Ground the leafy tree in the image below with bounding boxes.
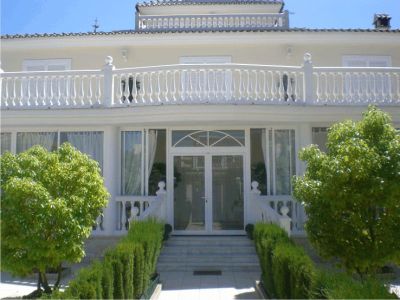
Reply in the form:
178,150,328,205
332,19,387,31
1,143,109,295
293,106,400,277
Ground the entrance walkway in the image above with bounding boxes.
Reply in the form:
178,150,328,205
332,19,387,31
157,236,261,300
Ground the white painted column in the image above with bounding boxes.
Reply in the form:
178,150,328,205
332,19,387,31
297,123,312,176
102,126,119,235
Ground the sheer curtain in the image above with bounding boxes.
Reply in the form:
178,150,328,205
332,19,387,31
60,131,104,169
1,133,12,155
147,130,158,182
16,132,57,153
273,129,295,195
122,131,142,195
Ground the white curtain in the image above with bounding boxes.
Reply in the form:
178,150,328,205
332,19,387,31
122,131,142,195
1,133,12,155
273,129,295,195
147,130,158,181
16,132,57,153
60,131,103,170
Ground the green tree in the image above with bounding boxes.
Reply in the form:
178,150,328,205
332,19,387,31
1,143,109,295
293,106,400,277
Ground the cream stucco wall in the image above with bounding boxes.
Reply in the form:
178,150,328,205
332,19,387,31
2,31,400,72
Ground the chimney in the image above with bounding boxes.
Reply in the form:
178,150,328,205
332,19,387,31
373,14,391,30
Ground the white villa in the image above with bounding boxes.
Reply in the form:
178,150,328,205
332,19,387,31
1,0,400,237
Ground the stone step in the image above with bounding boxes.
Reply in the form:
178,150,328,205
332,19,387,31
161,245,255,255
158,254,259,264
164,236,253,247
157,261,261,272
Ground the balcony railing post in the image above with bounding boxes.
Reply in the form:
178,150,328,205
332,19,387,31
302,53,314,103
0,61,3,106
102,56,115,107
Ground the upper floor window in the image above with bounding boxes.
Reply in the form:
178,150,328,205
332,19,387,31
22,59,72,72
342,55,391,68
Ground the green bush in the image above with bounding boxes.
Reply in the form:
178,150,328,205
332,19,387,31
132,244,145,299
123,219,164,293
101,259,114,299
253,223,292,297
114,243,135,300
312,271,398,299
272,243,315,299
105,248,125,299
67,261,103,299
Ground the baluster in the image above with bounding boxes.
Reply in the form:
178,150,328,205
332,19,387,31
253,70,259,102
79,76,85,106
70,76,77,106
63,76,70,106
148,72,154,103
3,77,9,107
163,70,169,103
277,71,284,102
331,73,337,104
48,76,54,106
55,76,61,106
171,70,177,102
315,73,321,103
156,71,161,103
324,73,329,103
97,75,102,105
87,75,93,105
115,74,122,104
260,71,266,101
379,72,385,103
33,77,39,106
122,74,129,103
140,73,146,104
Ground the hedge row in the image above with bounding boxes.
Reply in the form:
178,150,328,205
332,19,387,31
47,219,164,299
253,223,397,299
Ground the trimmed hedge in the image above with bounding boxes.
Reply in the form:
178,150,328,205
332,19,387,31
253,223,292,297
47,219,164,299
272,243,315,299
254,223,397,299
312,271,398,299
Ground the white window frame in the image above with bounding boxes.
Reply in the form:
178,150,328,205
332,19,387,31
22,58,72,71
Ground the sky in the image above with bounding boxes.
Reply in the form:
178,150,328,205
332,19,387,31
1,0,399,35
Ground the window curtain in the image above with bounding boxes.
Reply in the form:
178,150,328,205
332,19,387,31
147,130,158,182
16,132,57,153
122,131,142,195
273,129,296,195
60,131,103,170
1,133,12,155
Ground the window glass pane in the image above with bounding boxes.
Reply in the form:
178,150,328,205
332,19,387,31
274,129,296,195
210,130,245,147
172,130,204,147
312,127,328,153
148,129,166,195
250,129,267,195
60,131,104,169
122,131,142,195
1,133,12,155
17,132,58,153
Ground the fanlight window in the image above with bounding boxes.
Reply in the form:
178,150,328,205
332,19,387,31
172,130,245,147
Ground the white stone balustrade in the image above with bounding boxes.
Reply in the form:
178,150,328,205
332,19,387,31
1,54,399,109
137,12,289,31
250,181,306,235
114,181,167,232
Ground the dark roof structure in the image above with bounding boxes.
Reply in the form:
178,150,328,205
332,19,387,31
2,28,400,40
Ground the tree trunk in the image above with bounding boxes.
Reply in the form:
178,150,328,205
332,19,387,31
37,271,43,290
54,263,62,289
40,272,52,294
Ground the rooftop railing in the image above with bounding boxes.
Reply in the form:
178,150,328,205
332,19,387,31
137,12,289,32
1,54,399,109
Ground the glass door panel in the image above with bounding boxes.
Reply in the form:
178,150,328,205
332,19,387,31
212,155,244,230
174,156,205,231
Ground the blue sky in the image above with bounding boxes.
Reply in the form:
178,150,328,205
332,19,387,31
1,0,399,35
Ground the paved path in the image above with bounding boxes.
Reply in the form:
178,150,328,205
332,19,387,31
158,271,260,300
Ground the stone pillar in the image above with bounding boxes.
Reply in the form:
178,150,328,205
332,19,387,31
102,56,115,107
102,126,119,235
302,53,314,104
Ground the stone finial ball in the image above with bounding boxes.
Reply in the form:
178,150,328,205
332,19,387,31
105,56,113,65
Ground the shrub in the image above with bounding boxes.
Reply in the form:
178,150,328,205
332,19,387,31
253,223,292,297
67,261,103,299
293,106,400,276
114,243,135,300
272,243,315,299
245,224,254,240
104,249,124,299
312,271,397,299
101,259,114,299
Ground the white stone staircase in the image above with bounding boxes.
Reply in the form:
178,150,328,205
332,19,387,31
157,236,261,273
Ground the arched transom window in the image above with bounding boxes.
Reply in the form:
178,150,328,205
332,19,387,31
172,130,245,147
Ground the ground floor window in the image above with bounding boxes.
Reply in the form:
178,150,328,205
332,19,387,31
1,133,12,155
121,129,166,196
14,131,103,169
16,132,58,153
250,128,296,195
312,127,328,153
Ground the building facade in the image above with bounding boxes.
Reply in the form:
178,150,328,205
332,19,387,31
1,0,400,236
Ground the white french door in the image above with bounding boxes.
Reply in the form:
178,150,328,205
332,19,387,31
172,153,244,234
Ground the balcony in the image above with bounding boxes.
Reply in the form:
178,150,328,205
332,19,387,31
1,54,399,110
137,11,289,32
